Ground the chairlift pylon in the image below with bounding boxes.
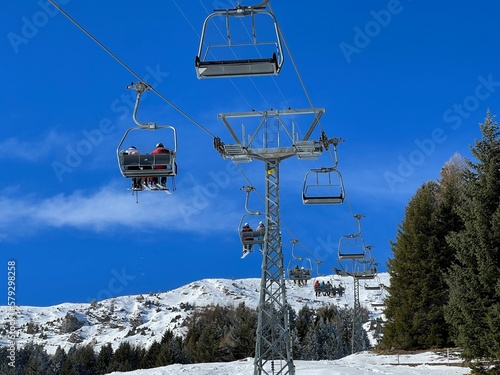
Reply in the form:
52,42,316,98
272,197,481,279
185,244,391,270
195,2,284,78
117,82,178,193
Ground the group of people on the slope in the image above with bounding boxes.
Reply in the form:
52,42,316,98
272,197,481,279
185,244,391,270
313,280,345,298
123,142,174,190
241,221,265,256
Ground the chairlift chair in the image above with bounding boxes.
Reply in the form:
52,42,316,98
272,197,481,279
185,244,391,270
302,167,345,204
302,137,345,204
352,257,377,280
195,5,284,78
116,82,178,193
337,234,367,260
287,260,313,282
287,239,313,283
337,214,367,260
238,213,266,247
331,274,347,297
117,126,178,180
312,262,338,297
364,275,382,291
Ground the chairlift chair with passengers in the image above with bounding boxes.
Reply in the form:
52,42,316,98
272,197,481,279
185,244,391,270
302,137,345,204
312,261,341,297
238,186,268,255
195,0,284,78
287,239,313,283
117,82,178,193
239,214,266,247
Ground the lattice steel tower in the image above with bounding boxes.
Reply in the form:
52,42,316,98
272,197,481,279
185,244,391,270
215,108,326,375
335,215,376,354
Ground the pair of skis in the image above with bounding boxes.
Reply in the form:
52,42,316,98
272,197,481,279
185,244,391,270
130,182,172,194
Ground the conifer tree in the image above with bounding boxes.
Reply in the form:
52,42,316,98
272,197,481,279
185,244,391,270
96,343,113,374
108,342,141,372
71,344,97,375
301,326,319,360
232,303,257,359
445,111,500,364
142,341,161,368
381,165,462,350
156,329,189,366
0,347,11,375
60,356,76,375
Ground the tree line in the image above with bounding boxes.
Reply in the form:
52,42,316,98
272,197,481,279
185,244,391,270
0,302,372,374
379,111,500,374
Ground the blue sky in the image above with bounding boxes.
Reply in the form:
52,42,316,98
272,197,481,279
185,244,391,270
2,1,500,306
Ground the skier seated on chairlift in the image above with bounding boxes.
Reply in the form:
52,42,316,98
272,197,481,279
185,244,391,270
299,267,309,286
123,146,141,190
325,280,333,296
241,223,254,255
256,221,265,240
320,281,326,295
291,265,300,285
148,142,173,188
314,280,321,297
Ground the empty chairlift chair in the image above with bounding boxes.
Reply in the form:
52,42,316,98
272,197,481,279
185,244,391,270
302,136,345,204
195,4,284,78
337,234,367,260
302,167,345,204
337,214,367,260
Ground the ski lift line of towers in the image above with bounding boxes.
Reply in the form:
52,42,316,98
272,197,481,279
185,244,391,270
221,106,347,375
205,15,344,370
112,0,383,373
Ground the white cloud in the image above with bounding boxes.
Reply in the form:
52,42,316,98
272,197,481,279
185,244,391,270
0,181,240,240
0,129,72,161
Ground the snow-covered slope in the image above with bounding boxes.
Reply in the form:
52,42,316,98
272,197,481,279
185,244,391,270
106,351,471,375
0,273,389,355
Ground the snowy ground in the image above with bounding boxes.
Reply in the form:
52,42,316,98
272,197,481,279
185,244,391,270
107,351,471,375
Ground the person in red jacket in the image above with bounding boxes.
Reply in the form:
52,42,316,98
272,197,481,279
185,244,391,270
314,280,321,297
151,142,171,187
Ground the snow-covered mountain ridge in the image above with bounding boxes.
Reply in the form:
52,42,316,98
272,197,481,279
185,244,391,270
0,274,389,356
